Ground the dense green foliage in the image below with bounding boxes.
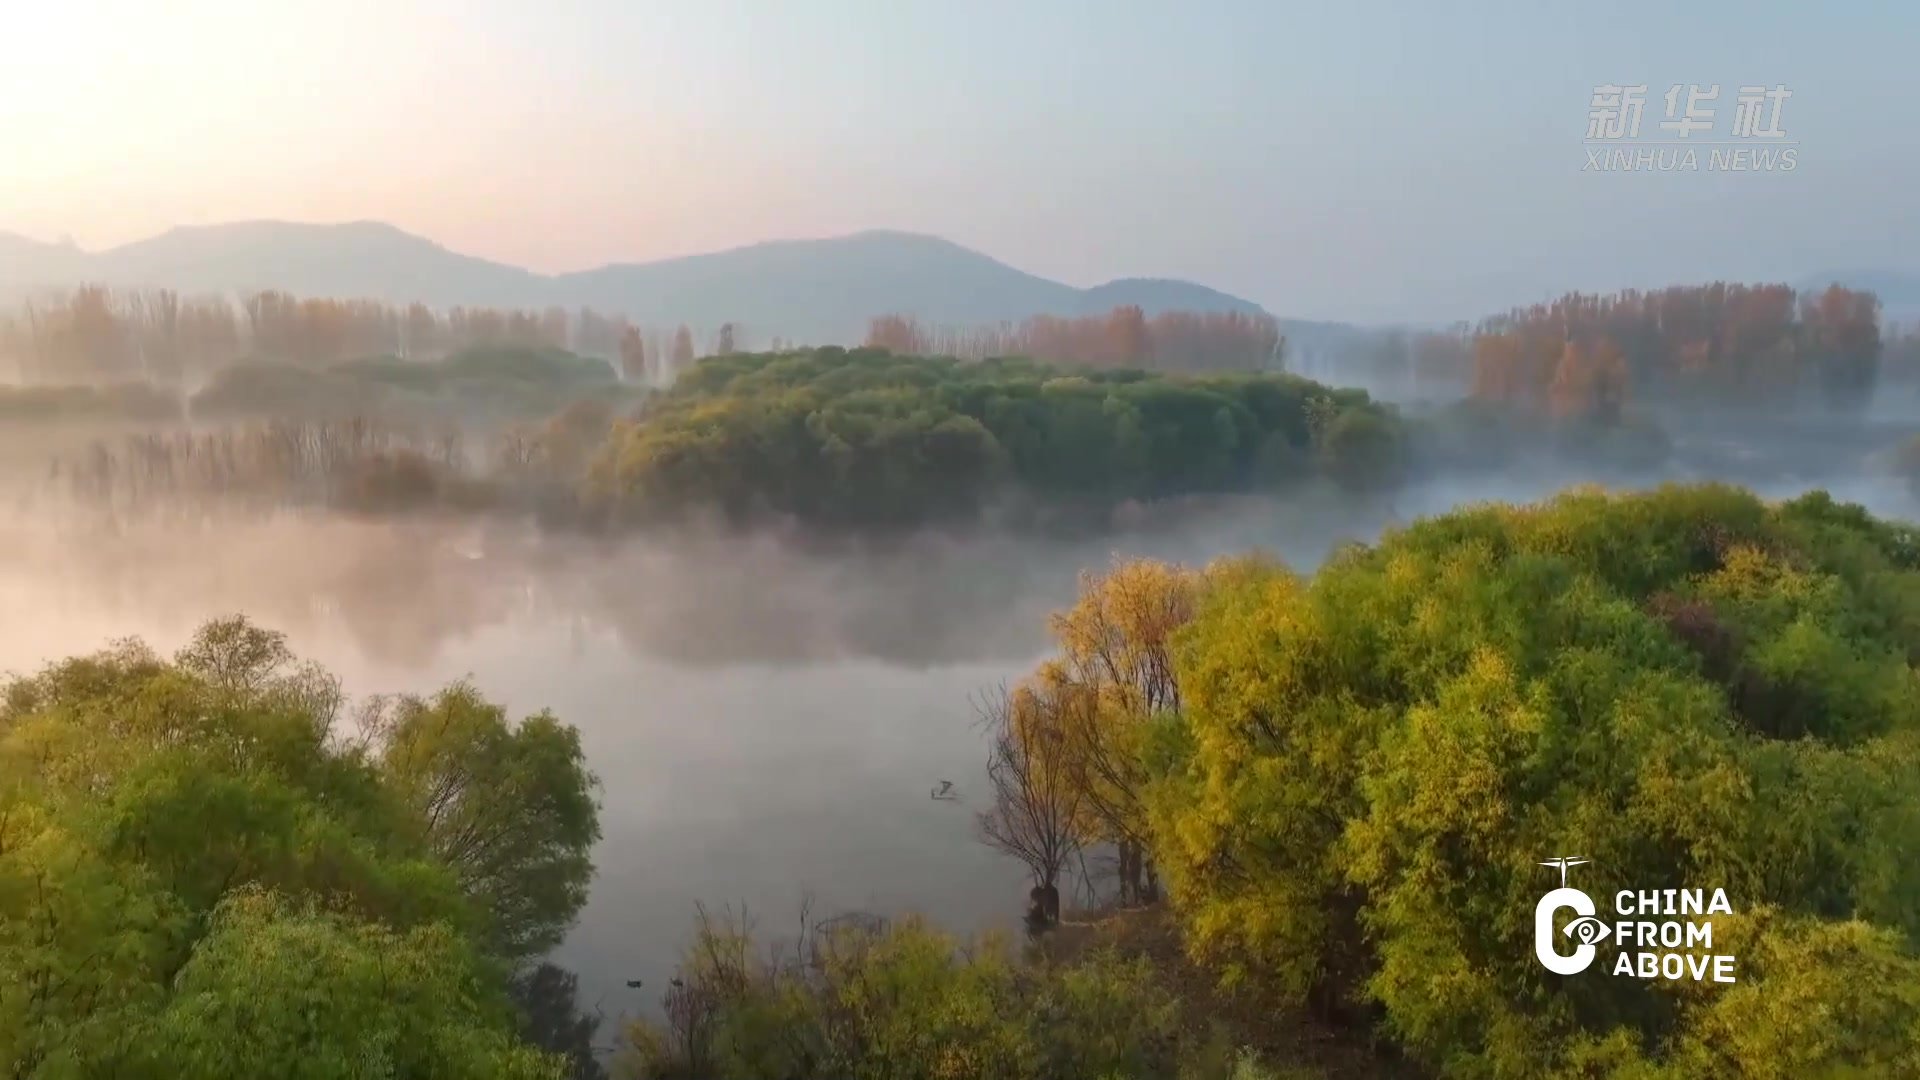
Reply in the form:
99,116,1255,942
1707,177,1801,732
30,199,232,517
193,345,637,424
1149,485,1920,1076
374,684,600,960
587,348,1405,528
0,617,600,1077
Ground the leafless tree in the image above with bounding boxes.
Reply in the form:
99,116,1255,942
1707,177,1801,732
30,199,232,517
975,683,1083,926
660,902,753,1077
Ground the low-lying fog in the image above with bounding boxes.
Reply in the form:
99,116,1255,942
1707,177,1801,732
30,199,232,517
2,429,1915,1024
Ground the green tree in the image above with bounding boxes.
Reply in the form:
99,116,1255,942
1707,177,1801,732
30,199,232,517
0,617,594,1078
1144,486,1920,1076
371,683,602,961
138,891,564,1080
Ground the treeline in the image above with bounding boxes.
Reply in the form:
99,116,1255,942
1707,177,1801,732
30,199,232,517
0,617,602,1078
195,345,639,424
1,344,643,435
587,347,1404,529
1469,283,1884,418
865,307,1283,373
0,285,725,384
1298,283,1889,422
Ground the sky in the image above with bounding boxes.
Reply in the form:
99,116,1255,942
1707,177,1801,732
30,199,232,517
0,0,1915,323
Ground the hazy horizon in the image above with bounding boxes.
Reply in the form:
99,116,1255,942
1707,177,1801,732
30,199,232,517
5,1,1917,323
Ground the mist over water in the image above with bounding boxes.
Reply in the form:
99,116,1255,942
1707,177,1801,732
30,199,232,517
2,420,1916,1021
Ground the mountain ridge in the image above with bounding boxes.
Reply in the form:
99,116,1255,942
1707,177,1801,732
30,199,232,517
0,220,1271,346
9,220,1912,346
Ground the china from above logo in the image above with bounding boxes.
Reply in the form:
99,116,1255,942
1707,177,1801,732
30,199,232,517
1533,856,1738,983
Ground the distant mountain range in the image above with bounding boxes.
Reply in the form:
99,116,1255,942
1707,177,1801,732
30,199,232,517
4,220,1911,350
0,221,1273,347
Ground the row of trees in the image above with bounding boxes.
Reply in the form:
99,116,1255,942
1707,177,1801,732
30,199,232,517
1293,284,1892,423
1468,283,1884,418
2,288,1283,390
586,348,1405,529
5,280,1896,423
865,307,1284,373
0,286,734,385
0,617,602,1077
973,484,1920,1076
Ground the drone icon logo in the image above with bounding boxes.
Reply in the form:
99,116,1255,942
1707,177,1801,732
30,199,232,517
1535,856,1611,975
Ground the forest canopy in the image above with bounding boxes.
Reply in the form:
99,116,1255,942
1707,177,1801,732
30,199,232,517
586,347,1406,529
0,617,601,1078
1144,484,1920,1076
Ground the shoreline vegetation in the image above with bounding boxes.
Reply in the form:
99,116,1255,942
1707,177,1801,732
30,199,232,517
2,277,1911,536
3,276,1915,538
23,345,1412,532
606,484,1920,1078
4,279,1920,1077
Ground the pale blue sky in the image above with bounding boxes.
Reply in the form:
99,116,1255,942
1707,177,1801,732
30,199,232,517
1,0,1913,321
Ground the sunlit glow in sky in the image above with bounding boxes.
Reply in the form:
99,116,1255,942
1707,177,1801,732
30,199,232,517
1,0,1914,321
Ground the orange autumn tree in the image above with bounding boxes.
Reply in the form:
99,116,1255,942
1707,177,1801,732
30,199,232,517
1469,282,1881,417
1006,558,1212,905
981,554,1288,910
863,307,1282,373
0,285,699,380
1546,337,1631,423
